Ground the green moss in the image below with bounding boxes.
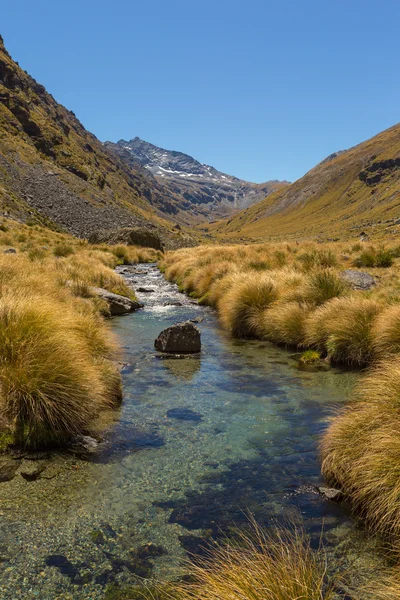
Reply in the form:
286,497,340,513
298,350,321,365
0,430,14,452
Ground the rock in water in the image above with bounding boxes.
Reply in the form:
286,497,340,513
91,287,143,316
340,269,376,291
316,486,343,501
0,457,20,483
155,321,201,353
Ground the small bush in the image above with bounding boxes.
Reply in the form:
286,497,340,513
53,243,75,258
300,270,349,306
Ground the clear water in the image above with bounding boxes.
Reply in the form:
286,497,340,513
0,265,380,599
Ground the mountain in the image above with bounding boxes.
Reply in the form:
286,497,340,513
209,124,400,241
105,138,289,224
0,35,197,247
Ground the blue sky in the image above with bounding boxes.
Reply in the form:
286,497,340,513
1,0,399,183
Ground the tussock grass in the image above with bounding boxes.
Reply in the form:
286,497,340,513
0,217,159,449
167,523,341,600
305,297,382,366
373,304,400,357
258,302,312,347
218,273,278,337
321,359,400,546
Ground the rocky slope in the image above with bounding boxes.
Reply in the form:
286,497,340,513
210,123,400,241
105,138,288,224
0,35,198,247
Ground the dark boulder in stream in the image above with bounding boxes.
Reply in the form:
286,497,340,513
155,321,201,354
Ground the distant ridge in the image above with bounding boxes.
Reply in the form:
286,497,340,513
210,124,400,241
105,137,289,224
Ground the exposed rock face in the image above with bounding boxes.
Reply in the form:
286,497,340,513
88,227,164,250
154,321,201,353
340,269,376,291
105,138,289,224
91,287,143,316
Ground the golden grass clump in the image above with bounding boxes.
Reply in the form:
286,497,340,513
373,304,400,357
259,302,312,347
168,524,340,600
218,273,279,337
0,292,111,449
0,217,159,449
320,359,400,545
297,269,349,306
305,297,382,366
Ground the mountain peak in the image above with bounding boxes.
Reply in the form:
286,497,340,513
105,138,289,223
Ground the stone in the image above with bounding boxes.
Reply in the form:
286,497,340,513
316,486,343,501
88,227,164,251
340,269,376,291
136,287,154,293
3,248,16,254
166,408,203,422
154,321,201,354
19,460,46,481
90,287,143,316
0,456,20,483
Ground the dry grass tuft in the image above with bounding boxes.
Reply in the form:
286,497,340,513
167,523,341,600
218,273,278,337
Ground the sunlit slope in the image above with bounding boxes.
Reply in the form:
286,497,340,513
209,124,400,241
0,35,180,238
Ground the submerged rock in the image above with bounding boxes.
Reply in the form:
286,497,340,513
166,408,203,422
340,269,376,291
91,287,143,316
136,287,154,293
0,456,20,483
154,321,201,354
316,486,344,502
19,460,47,481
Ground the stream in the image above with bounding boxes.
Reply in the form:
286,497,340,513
0,264,383,599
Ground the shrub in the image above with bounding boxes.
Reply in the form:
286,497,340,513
300,270,349,306
375,248,394,268
53,243,75,257
218,274,278,337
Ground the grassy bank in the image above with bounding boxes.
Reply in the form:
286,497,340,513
160,240,400,554
0,218,160,449
160,241,400,366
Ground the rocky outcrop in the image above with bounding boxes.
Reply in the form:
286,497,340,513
154,321,201,353
91,287,143,316
340,269,376,291
88,227,164,250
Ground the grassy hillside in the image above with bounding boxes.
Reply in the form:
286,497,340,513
207,124,400,242
0,35,194,245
